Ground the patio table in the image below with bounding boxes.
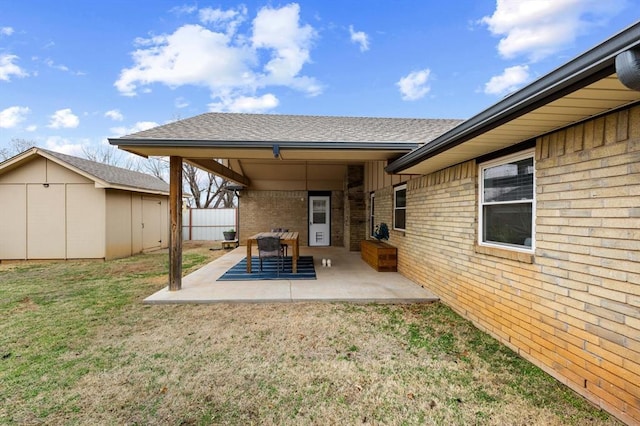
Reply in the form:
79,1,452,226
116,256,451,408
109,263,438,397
246,231,299,273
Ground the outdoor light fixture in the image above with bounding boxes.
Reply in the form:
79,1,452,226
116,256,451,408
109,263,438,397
272,144,280,158
226,184,244,198
42,183,49,188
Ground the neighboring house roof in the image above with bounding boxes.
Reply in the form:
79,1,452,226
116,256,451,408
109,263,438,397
0,147,170,195
386,21,640,175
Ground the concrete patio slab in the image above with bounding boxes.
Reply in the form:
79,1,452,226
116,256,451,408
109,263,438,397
144,246,439,304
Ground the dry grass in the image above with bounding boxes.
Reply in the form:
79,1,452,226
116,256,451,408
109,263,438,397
0,243,622,425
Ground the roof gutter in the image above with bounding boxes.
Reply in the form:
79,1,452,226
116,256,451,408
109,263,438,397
386,21,640,174
110,139,420,152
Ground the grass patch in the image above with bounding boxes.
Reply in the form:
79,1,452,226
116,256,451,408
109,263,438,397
0,244,621,425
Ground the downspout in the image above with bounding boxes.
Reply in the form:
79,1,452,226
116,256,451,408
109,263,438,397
616,47,640,90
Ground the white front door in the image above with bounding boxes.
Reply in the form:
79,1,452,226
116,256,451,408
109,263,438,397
309,195,330,246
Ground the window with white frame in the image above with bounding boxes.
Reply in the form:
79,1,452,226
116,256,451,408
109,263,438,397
393,184,406,231
370,192,376,237
479,150,534,251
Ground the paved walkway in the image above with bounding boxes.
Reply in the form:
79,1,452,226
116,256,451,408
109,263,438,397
144,246,439,304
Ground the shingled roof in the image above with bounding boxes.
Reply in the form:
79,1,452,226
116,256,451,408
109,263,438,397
121,113,464,143
0,148,169,195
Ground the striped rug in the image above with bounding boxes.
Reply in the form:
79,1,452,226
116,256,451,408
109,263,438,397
217,256,316,281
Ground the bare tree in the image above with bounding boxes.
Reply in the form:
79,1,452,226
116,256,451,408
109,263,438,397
0,138,36,161
182,162,235,208
144,157,169,182
82,144,142,171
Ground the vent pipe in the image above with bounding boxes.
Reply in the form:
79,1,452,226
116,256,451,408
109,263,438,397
616,48,640,91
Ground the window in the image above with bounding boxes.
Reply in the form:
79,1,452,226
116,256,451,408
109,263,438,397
370,192,376,237
479,150,534,251
394,184,406,231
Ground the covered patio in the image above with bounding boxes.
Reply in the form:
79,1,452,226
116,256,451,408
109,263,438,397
109,114,462,291
144,246,438,304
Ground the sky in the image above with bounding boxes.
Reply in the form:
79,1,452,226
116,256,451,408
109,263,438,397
1,0,639,158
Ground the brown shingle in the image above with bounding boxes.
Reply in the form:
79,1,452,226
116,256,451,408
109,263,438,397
125,113,463,144
39,148,169,193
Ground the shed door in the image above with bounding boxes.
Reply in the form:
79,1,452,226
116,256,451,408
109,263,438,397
0,184,27,259
27,184,65,259
142,197,162,251
309,195,330,247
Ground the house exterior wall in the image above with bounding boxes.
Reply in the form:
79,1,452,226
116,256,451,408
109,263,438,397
238,190,345,247
373,105,640,425
344,165,366,251
330,190,344,248
364,160,411,240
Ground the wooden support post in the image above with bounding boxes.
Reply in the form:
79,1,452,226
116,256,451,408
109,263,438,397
169,156,183,291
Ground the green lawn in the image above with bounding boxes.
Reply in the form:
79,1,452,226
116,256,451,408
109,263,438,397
0,245,621,425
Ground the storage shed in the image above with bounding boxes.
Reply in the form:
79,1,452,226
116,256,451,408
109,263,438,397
0,147,170,260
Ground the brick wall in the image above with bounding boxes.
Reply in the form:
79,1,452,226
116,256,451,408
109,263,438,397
239,190,344,248
239,190,309,246
331,191,345,248
345,165,366,251
393,106,640,425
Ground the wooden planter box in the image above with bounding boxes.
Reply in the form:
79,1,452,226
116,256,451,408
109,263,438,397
360,240,397,272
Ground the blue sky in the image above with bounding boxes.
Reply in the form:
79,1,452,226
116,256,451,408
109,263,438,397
1,0,639,157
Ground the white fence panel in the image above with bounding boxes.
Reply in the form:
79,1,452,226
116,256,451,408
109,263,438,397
183,208,236,240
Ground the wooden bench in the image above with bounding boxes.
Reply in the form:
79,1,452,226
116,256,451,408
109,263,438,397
221,239,239,249
360,240,397,272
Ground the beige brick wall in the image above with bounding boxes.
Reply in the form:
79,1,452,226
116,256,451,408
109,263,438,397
345,165,366,251
239,190,344,248
392,106,640,425
239,190,310,245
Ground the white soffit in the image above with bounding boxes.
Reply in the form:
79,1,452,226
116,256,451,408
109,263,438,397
399,75,640,175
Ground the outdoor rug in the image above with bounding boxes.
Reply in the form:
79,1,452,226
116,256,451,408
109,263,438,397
217,256,316,281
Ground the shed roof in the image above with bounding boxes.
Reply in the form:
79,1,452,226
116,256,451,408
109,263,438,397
0,147,170,195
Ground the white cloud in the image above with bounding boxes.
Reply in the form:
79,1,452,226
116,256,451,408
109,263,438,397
115,24,256,97
26,124,37,132
48,108,80,128
349,25,369,52
397,69,431,101
44,137,85,156
44,58,69,72
1,27,14,36
208,93,279,113
170,5,197,16
110,121,159,137
174,97,189,108
480,0,627,61
484,65,530,96
199,5,247,35
252,3,319,94
0,54,28,81
104,109,124,121
0,106,30,128
115,4,320,112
